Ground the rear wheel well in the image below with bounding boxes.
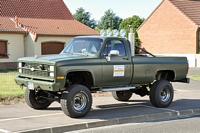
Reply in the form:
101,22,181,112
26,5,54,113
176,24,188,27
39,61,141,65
65,71,94,89
156,70,175,81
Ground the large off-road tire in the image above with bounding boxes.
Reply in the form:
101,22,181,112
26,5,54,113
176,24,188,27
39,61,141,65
150,80,174,108
60,84,92,118
24,88,52,109
112,90,133,101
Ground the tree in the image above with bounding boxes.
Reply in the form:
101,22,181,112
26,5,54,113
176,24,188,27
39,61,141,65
97,9,122,30
119,15,144,46
73,7,97,29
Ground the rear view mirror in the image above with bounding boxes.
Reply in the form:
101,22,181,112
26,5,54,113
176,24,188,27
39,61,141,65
109,50,119,56
106,50,119,62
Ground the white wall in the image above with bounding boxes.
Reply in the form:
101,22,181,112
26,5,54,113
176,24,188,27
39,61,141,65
24,34,35,57
25,35,74,56
196,54,200,67
0,34,75,60
0,33,24,62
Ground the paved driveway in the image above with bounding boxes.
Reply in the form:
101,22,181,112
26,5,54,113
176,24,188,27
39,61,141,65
0,68,199,133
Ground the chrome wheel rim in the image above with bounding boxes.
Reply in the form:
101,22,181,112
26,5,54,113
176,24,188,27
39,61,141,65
160,86,171,102
73,92,87,111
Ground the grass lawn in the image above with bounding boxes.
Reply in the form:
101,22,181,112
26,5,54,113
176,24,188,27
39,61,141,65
190,74,200,81
0,70,24,99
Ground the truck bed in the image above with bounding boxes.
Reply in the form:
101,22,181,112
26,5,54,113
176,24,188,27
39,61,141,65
130,56,188,84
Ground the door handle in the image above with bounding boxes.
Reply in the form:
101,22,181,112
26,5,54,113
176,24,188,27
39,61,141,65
123,57,129,60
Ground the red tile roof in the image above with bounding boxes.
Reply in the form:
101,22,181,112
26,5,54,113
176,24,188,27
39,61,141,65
16,17,99,35
0,17,25,33
0,0,99,37
0,0,74,20
169,0,200,25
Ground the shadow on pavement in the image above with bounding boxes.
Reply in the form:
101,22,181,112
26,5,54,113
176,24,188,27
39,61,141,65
37,98,200,121
170,99,200,110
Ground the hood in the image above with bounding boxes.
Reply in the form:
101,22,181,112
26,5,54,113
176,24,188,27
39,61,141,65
18,54,93,63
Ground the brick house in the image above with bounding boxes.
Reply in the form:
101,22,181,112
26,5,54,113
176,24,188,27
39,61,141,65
0,0,99,70
137,0,200,67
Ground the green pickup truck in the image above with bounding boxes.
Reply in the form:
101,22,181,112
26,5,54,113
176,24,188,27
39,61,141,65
14,35,189,118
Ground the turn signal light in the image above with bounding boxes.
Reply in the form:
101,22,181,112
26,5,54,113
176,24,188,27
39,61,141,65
57,76,64,79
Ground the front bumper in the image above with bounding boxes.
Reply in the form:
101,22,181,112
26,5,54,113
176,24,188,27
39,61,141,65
14,77,60,91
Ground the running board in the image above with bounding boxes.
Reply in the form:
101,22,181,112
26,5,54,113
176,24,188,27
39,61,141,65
100,86,136,92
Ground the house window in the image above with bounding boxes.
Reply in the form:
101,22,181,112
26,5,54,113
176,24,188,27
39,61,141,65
0,40,9,58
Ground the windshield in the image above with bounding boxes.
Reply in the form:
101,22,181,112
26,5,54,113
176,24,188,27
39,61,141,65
61,38,103,55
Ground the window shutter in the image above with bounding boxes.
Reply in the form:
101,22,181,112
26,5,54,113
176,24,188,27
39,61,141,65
0,41,7,53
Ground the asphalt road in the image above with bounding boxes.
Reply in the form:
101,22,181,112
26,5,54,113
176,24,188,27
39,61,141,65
0,68,199,133
70,115,200,133
172,67,200,91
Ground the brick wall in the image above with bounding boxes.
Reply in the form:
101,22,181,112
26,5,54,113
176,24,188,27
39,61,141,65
137,0,198,54
0,62,17,70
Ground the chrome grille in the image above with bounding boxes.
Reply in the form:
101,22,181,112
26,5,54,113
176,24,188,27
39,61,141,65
22,69,49,77
20,62,51,77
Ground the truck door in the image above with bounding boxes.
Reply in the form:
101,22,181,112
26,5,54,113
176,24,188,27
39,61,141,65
100,39,132,86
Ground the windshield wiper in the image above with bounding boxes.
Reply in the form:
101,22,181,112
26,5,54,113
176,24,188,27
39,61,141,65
64,51,73,54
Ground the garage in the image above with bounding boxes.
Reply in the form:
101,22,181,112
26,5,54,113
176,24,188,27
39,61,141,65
41,42,64,55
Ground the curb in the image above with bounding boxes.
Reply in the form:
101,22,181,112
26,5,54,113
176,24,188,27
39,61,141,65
17,108,200,133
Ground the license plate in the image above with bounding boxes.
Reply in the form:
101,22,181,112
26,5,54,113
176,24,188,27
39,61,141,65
28,82,34,90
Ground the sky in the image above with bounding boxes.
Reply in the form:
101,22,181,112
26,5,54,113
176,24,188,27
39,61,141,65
63,0,162,21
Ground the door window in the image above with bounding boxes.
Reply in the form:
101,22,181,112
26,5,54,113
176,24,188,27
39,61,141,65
102,40,126,56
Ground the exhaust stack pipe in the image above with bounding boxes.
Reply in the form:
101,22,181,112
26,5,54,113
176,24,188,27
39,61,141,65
128,25,135,56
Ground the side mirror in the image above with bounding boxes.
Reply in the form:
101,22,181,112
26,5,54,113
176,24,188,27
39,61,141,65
109,50,119,56
106,50,119,62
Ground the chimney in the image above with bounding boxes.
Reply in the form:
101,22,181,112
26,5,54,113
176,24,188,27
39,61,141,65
15,16,19,28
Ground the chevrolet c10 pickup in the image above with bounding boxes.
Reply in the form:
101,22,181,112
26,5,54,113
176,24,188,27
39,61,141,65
14,34,189,118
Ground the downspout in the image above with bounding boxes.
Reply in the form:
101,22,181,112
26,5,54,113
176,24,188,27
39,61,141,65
23,32,28,57
198,27,200,54
195,27,200,67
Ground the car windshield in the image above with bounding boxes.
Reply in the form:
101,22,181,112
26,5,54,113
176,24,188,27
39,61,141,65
61,38,103,55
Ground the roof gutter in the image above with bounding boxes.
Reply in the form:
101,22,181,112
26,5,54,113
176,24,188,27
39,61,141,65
37,34,100,37
0,31,26,34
